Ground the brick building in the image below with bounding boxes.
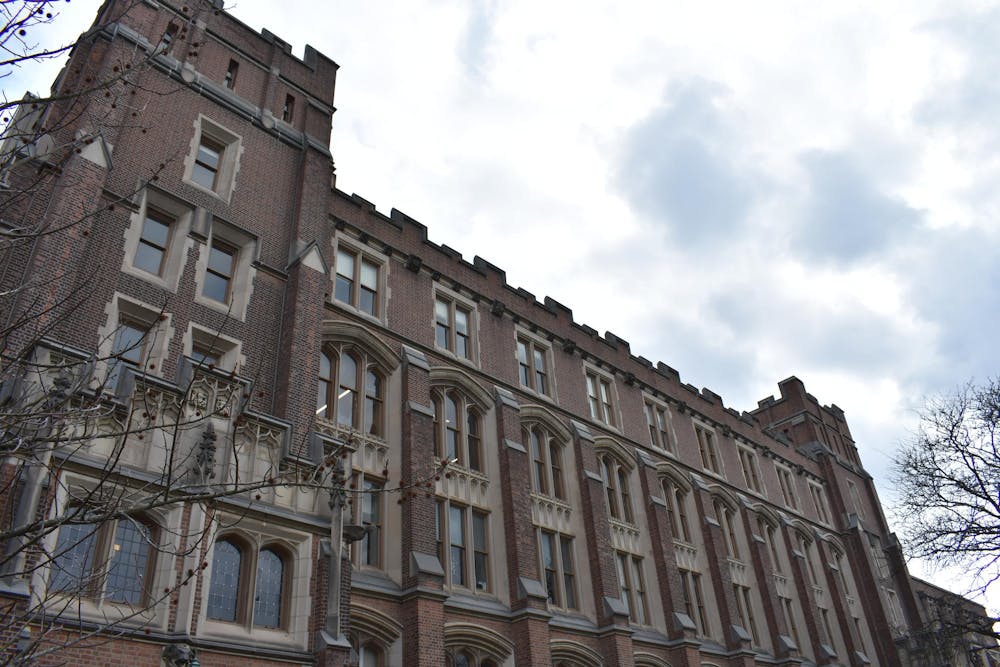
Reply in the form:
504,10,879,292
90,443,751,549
0,1,995,666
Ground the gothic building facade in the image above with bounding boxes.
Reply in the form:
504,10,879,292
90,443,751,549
0,1,994,666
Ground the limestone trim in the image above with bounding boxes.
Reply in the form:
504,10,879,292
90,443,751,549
443,622,514,663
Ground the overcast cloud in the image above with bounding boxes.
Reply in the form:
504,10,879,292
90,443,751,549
7,0,999,606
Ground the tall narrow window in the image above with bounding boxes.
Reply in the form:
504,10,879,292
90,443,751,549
107,317,148,389
516,337,550,395
585,372,617,426
356,477,383,567
192,134,225,190
134,208,172,275
695,426,722,474
433,389,483,472
615,552,649,624
663,479,692,542
449,505,466,587
438,500,490,593
538,530,577,609
334,245,381,317
435,295,473,359
715,499,741,560
733,584,760,645
679,569,709,635
316,346,385,438
104,521,153,604
599,453,634,523
645,400,672,451
809,482,832,524
203,239,236,304
207,539,242,622
524,425,565,500
472,510,488,591
738,447,763,493
253,549,284,628
777,465,799,509
224,59,239,89
758,517,782,573
282,94,295,122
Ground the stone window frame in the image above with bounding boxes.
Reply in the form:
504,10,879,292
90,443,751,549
693,421,724,478
182,323,243,373
120,188,195,291
198,517,312,649
193,217,257,321
514,327,555,400
658,466,694,544
808,480,832,525
37,471,180,632
432,283,478,366
615,550,650,625
678,567,711,637
594,438,637,525
583,364,620,430
435,499,492,595
330,234,389,325
712,493,744,561
350,471,385,571
847,479,867,520
94,293,173,395
431,386,486,473
536,528,578,611
736,444,764,495
775,463,800,510
643,394,675,454
183,114,243,203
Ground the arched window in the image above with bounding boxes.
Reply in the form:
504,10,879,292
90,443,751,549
49,514,156,605
599,453,634,523
253,548,284,627
447,650,499,667
524,424,566,499
207,537,290,628
317,346,385,438
756,513,783,573
206,539,242,622
662,478,692,542
433,388,483,472
713,498,742,560
357,642,384,666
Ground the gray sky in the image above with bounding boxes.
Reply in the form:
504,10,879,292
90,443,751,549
7,0,999,608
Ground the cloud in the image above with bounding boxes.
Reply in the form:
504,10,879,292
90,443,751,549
614,79,755,246
458,1,499,78
793,150,921,264
917,7,1000,141
901,226,1000,387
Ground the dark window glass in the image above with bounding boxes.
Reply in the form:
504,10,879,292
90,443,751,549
253,548,283,627
472,511,488,591
360,479,383,566
192,136,224,190
104,521,152,604
49,522,97,593
337,353,358,427
134,210,171,275
449,505,465,586
207,539,241,621
203,241,236,303
335,248,355,304
224,59,239,89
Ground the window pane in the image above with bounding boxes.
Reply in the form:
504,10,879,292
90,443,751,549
436,323,449,349
253,549,283,627
361,479,383,566
359,286,376,316
360,259,378,289
334,275,352,304
455,308,469,334
467,409,481,471
133,242,165,275
435,298,449,324
207,540,241,621
49,522,97,593
203,271,230,303
191,162,217,189
105,521,152,604
456,333,468,359
208,244,235,275
141,214,170,247
449,506,464,546
197,142,221,168
113,322,146,365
